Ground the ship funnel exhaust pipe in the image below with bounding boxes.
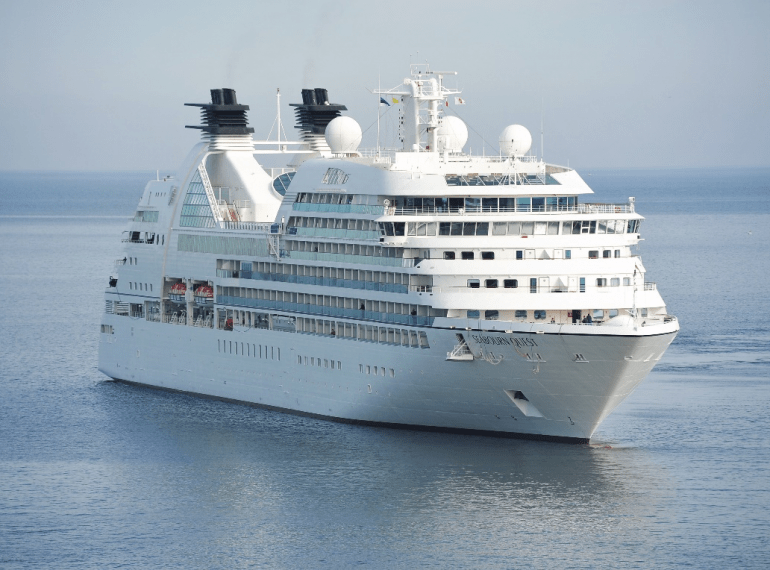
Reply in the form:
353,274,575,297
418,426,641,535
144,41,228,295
210,89,224,105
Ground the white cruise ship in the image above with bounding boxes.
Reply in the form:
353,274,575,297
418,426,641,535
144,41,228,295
99,65,679,443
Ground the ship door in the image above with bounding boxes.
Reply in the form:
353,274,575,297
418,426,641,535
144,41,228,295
539,277,550,293
572,310,582,324
525,249,535,259
568,277,577,292
554,249,563,259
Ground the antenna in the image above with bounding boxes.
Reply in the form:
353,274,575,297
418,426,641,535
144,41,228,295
540,97,544,161
276,88,281,144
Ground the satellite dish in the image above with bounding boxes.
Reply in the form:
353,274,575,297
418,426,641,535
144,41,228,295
325,116,362,154
499,124,532,157
436,116,468,152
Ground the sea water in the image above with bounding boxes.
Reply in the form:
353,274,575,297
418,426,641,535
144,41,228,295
1,169,768,569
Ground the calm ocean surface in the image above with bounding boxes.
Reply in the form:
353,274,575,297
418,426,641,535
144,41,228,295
1,168,769,568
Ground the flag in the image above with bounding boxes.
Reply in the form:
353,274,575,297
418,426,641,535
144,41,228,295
392,97,399,104
454,97,466,105
380,97,390,106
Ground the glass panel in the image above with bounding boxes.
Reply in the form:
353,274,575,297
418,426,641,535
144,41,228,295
534,310,546,320
499,198,516,212
516,197,531,212
475,222,489,235
547,222,560,235
451,222,463,235
439,222,451,235
394,222,405,236
508,221,521,235
449,198,464,211
515,310,527,318
416,222,427,236
534,222,547,235
467,310,480,318
597,220,607,234
521,222,534,235
465,197,481,212
546,197,558,211
482,197,498,212
532,197,545,212
425,222,437,236
492,222,507,235
407,223,417,236
463,223,476,236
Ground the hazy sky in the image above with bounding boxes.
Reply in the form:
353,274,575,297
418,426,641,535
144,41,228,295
1,0,768,171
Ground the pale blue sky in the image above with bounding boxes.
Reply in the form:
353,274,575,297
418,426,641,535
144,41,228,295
0,0,767,171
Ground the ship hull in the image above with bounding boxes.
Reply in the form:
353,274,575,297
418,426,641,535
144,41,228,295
99,316,677,442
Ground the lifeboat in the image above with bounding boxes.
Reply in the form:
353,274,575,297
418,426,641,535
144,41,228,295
194,285,214,305
169,282,186,302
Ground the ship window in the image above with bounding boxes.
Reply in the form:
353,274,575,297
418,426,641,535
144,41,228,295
476,222,489,235
565,250,571,259
521,222,534,235
462,251,474,260
515,310,527,319
467,310,480,318
532,197,545,212
611,278,620,287
504,279,518,288
359,364,363,373
597,220,607,234
393,222,405,236
465,197,481,212
493,222,507,235
467,279,480,288
516,250,523,260
516,197,531,212
534,310,546,320
547,222,560,235
530,278,537,293
482,197,498,212
596,278,607,287
485,310,499,320
534,222,547,235
389,368,395,377
593,310,604,319
451,222,463,236
508,222,521,235
589,250,599,259
366,365,371,374
609,309,619,318
444,251,455,260
481,251,494,260
485,279,498,288
641,308,648,317
439,222,451,236
615,250,620,258
463,222,476,235
603,250,611,258
623,277,630,286
324,359,328,368
499,198,516,211
580,277,586,293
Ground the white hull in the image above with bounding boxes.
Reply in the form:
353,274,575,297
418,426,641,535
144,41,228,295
99,317,677,442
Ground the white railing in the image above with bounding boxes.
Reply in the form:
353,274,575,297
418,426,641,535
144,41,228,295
385,203,633,216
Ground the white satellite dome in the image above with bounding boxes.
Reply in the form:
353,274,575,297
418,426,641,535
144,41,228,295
436,116,468,152
325,116,362,154
499,124,532,157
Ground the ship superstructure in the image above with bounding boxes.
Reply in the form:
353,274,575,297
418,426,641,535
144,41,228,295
99,65,678,443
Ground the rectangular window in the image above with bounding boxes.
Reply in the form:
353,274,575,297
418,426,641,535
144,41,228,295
485,310,499,320
439,222,451,235
443,251,455,260
609,309,618,318
641,308,648,317
485,279,498,288
580,277,586,293
508,221,521,235
593,309,604,319
516,197,531,212
516,250,523,260
565,250,571,259
596,278,607,287
482,197,498,212
623,277,630,286
614,250,620,258
467,310,480,318
450,222,463,236
461,251,474,260
532,197,545,212
589,250,599,259
515,310,527,319
534,310,546,320
611,278,620,287
530,278,537,293
462,222,476,236
492,222,507,235
481,251,494,260
521,222,534,235
504,279,518,288
603,250,611,258
475,222,489,236
467,279,480,288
